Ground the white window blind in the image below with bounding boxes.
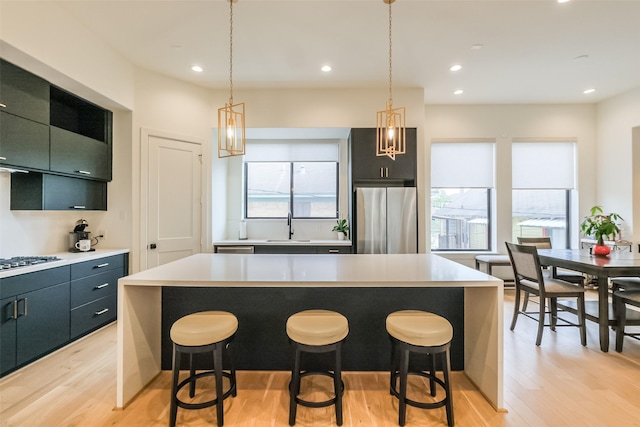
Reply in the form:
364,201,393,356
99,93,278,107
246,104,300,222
245,140,339,162
512,142,575,189
431,142,495,188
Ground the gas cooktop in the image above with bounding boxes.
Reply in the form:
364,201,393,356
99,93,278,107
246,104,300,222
0,256,61,270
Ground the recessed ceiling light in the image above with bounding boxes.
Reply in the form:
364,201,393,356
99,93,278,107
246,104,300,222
453,89,464,95
471,44,483,50
583,88,596,94
192,65,203,73
321,65,332,72
450,64,462,72
557,0,570,3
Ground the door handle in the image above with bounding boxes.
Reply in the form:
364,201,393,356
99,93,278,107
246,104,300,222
150,243,157,249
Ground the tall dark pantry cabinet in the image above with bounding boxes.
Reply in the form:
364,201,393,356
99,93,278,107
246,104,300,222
348,128,418,254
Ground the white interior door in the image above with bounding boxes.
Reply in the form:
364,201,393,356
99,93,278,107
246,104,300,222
147,134,202,268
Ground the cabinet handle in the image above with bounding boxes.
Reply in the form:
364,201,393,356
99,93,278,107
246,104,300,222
76,170,92,175
0,156,6,161
95,263,110,268
71,205,87,209
12,300,18,319
328,249,340,253
94,308,109,316
380,167,384,178
385,167,389,178
24,298,28,316
94,283,109,289
0,103,6,108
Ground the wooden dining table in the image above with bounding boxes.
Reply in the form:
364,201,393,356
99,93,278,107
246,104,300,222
537,248,640,352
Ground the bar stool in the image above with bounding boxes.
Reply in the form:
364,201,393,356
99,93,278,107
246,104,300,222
386,310,454,427
286,309,349,426
169,311,238,427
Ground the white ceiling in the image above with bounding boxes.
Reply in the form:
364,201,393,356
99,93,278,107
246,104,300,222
52,0,640,104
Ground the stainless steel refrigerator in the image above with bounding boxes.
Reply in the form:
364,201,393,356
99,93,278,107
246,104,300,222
355,187,417,254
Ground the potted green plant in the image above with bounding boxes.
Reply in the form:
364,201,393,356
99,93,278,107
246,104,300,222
332,218,349,240
580,205,623,255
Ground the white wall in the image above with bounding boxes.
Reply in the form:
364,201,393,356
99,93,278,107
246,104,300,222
596,86,640,243
424,104,598,271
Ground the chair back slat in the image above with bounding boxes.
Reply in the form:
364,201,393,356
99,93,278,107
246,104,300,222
517,236,552,249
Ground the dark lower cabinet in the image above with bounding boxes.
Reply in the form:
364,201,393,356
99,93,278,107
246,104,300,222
10,172,107,211
0,268,70,376
69,255,125,339
243,245,352,254
16,282,70,366
0,296,17,375
0,253,128,377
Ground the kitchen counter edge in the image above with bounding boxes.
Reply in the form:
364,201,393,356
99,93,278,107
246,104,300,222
0,249,130,279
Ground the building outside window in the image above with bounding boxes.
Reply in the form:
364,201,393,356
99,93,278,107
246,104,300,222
512,141,576,248
244,141,339,219
430,141,495,251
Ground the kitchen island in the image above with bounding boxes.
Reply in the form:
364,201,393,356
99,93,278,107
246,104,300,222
117,253,503,410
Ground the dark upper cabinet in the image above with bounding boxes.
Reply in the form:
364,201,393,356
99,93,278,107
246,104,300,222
350,127,417,185
10,172,107,211
49,86,113,181
0,112,49,171
0,59,49,124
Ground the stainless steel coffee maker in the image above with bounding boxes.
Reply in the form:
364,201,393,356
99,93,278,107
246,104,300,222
68,218,94,252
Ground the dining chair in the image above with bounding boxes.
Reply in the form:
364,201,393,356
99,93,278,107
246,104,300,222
506,242,587,346
517,237,585,311
613,289,640,352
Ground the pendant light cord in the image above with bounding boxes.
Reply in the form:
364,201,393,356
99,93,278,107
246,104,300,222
229,0,234,105
388,0,393,106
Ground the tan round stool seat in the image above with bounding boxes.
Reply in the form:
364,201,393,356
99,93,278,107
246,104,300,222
386,310,453,347
286,309,349,346
170,311,238,347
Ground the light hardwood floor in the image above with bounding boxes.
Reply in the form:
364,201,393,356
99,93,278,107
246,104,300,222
1,289,639,427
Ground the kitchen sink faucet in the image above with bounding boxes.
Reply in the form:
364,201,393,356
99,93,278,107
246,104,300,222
287,211,294,239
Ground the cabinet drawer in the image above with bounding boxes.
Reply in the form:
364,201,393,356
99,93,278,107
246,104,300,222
0,266,70,299
71,254,125,280
70,294,116,339
70,269,119,308
317,246,352,254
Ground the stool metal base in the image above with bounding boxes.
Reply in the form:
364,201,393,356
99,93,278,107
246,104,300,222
389,336,454,427
289,340,345,426
170,336,237,427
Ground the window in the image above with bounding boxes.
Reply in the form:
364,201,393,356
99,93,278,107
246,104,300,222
430,141,495,251
512,141,576,248
246,161,338,218
244,140,339,219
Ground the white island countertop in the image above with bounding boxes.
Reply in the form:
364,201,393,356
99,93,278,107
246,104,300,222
123,253,495,286
117,253,503,411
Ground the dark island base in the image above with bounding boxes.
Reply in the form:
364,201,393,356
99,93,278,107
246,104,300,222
161,287,464,372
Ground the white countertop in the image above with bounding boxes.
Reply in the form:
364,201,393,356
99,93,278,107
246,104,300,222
214,239,352,246
0,248,130,279
120,253,500,287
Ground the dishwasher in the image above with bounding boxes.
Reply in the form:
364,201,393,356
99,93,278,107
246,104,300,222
215,246,255,254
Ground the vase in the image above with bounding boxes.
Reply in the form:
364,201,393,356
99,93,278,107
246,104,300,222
593,238,611,256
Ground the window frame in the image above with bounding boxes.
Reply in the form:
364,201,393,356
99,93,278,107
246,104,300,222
244,161,339,220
